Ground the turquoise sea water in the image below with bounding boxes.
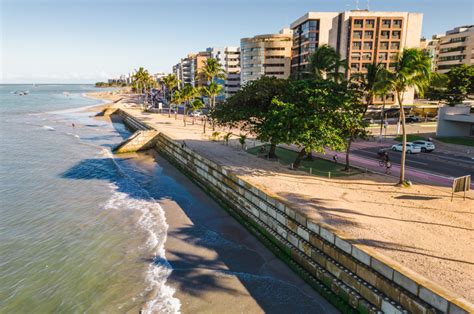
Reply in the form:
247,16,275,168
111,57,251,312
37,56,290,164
0,85,179,313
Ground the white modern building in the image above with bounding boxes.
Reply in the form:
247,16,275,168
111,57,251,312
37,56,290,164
434,25,474,73
436,105,474,137
206,46,241,99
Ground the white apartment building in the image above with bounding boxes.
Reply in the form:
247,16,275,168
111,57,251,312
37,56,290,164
434,25,474,73
206,47,241,98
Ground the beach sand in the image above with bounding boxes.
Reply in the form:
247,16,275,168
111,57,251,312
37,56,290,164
128,151,338,313
107,103,473,303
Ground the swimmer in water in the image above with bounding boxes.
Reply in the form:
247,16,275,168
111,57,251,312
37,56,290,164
72,123,75,128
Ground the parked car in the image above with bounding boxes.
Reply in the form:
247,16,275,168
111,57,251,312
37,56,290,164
391,142,422,154
189,110,203,117
405,115,420,123
412,140,435,152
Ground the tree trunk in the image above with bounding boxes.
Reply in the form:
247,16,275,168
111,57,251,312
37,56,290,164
292,147,307,170
305,151,314,160
397,92,407,185
268,142,277,159
345,138,352,171
203,117,206,134
211,96,216,131
183,104,187,126
379,97,386,139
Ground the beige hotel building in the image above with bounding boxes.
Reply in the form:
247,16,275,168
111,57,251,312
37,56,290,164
240,28,293,86
290,10,423,104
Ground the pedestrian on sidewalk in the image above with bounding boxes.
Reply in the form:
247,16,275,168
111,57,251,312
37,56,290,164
385,155,392,174
333,153,338,164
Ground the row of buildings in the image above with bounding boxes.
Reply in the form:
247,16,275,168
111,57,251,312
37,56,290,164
167,10,472,105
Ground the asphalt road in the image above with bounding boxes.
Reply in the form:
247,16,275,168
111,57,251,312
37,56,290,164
351,145,474,179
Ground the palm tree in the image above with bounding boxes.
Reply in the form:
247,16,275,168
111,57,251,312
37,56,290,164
191,99,204,127
132,67,152,94
307,44,347,82
162,74,180,118
387,48,432,184
198,58,226,130
171,90,183,120
200,82,223,131
180,84,199,126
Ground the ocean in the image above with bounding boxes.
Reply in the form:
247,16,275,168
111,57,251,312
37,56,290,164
0,85,180,313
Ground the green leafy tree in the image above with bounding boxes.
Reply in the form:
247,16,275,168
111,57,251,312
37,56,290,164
162,74,180,118
190,98,204,126
387,48,432,184
212,76,289,158
131,67,153,94
444,65,474,105
171,90,184,120
266,80,347,169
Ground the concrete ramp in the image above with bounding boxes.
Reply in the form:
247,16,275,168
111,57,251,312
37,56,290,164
113,130,159,153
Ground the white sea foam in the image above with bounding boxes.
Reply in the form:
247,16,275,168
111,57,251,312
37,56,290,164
42,125,55,131
102,150,181,313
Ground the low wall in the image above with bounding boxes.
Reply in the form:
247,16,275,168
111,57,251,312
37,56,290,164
116,109,473,314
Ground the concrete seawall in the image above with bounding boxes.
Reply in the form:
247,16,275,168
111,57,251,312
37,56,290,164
114,108,473,314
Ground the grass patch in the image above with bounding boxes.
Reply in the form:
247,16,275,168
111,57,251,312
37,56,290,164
394,134,426,142
436,137,474,147
247,144,360,177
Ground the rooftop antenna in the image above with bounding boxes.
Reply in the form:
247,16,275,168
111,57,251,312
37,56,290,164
355,0,360,10
367,0,370,10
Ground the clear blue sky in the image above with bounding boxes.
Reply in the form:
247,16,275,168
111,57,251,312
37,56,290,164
1,0,473,83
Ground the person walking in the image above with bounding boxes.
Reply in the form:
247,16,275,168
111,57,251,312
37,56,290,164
385,154,392,174
333,153,338,164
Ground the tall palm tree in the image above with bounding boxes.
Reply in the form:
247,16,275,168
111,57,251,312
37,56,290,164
387,48,432,184
307,44,347,82
345,62,392,170
162,74,180,118
171,89,184,120
200,82,223,131
198,58,225,130
180,84,199,126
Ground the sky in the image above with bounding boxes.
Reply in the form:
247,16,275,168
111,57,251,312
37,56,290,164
1,0,473,83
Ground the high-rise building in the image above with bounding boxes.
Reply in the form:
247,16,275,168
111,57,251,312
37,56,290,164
420,36,441,72
240,28,292,86
206,47,241,99
434,25,474,73
290,11,423,104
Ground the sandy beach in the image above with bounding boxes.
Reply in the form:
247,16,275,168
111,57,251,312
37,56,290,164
94,96,474,303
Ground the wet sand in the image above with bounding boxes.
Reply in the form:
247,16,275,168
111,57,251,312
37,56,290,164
135,151,338,313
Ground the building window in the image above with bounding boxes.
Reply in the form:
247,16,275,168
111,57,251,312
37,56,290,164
366,19,375,28
362,52,372,61
381,31,390,40
392,31,401,40
378,52,388,61
353,31,362,40
364,31,374,39
393,20,402,28
352,42,362,50
380,42,389,50
381,19,391,28
354,19,363,28
351,53,361,61
350,63,360,71
439,55,465,61
390,42,400,50
363,42,373,50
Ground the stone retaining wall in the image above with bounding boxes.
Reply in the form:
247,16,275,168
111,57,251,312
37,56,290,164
116,109,473,314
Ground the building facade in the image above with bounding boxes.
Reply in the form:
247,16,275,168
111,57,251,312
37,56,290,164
290,11,423,104
206,46,241,98
240,28,292,86
434,25,474,73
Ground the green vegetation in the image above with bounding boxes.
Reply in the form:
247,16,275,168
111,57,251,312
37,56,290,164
426,65,474,105
162,74,180,118
394,134,426,142
95,81,127,88
247,145,360,177
436,137,474,147
197,57,226,131
131,67,156,93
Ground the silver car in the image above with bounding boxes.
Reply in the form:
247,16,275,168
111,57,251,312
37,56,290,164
412,140,435,152
391,142,422,154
